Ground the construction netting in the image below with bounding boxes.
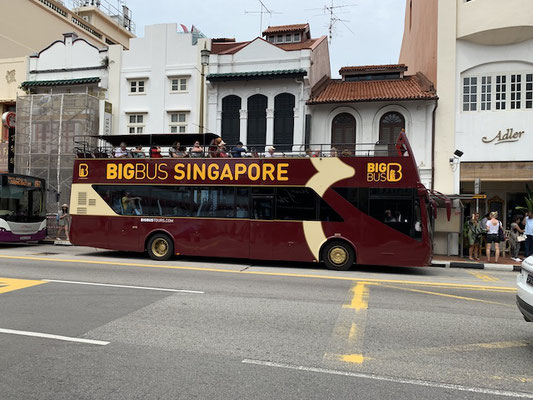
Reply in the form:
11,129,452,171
15,93,100,212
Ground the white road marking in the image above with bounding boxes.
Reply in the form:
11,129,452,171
0,328,109,346
43,279,204,294
241,359,533,399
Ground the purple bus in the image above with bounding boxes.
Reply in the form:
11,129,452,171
0,174,46,242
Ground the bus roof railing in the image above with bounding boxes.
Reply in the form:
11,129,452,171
73,131,414,159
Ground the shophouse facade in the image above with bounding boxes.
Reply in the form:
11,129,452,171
118,24,210,137
400,0,533,254
307,64,437,189
206,24,330,151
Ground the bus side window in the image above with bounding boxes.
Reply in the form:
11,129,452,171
252,197,273,220
235,188,250,218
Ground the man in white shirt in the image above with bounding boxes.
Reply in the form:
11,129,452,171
114,142,129,158
264,146,276,157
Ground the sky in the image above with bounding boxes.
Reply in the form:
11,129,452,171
125,0,407,77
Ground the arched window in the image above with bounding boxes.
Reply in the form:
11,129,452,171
274,93,295,151
379,112,405,144
247,94,267,152
331,113,356,153
221,95,241,145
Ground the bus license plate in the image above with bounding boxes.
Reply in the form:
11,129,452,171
527,274,533,286
19,236,31,240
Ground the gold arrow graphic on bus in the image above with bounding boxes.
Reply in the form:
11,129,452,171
0,277,46,294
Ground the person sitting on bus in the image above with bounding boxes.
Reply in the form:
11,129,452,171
121,192,142,215
231,142,247,158
218,140,228,158
384,209,395,222
265,146,276,157
190,141,204,157
114,142,130,158
150,146,162,158
208,138,223,157
131,146,146,158
330,147,338,157
304,148,312,157
169,141,186,158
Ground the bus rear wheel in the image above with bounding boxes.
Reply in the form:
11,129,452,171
322,241,355,271
147,233,174,261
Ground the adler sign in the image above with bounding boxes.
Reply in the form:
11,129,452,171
482,128,525,145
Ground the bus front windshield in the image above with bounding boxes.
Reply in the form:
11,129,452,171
0,185,45,223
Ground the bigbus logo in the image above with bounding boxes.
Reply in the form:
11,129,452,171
366,162,402,182
79,163,89,178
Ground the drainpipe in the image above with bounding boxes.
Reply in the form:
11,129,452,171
431,99,438,191
296,77,305,151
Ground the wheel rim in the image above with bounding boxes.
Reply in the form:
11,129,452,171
151,238,169,258
329,246,347,265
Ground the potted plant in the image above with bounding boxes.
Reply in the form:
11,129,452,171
516,184,533,214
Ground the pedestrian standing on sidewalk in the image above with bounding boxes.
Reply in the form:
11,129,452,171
56,204,70,242
510,216,525,262
467,213,482,261
524,212,533,258
485,211,502,263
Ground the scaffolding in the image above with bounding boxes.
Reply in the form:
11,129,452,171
15,93,100,212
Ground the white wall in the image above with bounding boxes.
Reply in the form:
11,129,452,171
119,24,209,135
207,79,305,146
309,100,436,188
455,39,533,163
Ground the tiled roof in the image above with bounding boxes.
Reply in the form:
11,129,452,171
211,41,250,55
262,24,309,35
21,77,101,88
276,38,319,51
339,64,408,74
307,74,437,104
207,69,307,82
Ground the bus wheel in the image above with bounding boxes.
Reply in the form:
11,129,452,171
147,233,174,261
322,241,355,271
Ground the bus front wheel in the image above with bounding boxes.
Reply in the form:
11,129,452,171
322,241,355,271
147,233,174,261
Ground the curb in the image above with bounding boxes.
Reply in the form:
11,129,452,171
432,260,521,272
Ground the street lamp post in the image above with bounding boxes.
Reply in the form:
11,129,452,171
199,45,210,134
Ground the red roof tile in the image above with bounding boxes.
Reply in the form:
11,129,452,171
262,24,309,35
308,73,437,104
211,36,325,55
339,64,408,74
211,41,251,55
276,38,319,51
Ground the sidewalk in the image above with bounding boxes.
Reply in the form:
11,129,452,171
432,255,522,271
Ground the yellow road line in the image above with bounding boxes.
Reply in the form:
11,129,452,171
343,282,369,310
0,254,517,292
467,270,500,282
0,277,46,294
378,283,513,306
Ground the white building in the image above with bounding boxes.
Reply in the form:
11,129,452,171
400,0,533,253
206,23,330,151
118,24,210,136
308,64,437,188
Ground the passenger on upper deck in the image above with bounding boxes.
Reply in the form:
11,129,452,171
264,146,276,158
131,146,146,158
190,141,203,158
169,141,186,158
114,142,130,158
231,142,247,158
150,146,162,158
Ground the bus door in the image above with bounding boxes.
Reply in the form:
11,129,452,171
249,192,274,260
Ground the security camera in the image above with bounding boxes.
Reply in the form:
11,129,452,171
454,149,464,158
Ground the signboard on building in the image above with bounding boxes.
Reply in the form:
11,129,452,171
0,143,8,172
104,101,112,136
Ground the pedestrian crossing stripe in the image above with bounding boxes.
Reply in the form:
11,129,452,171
0,277,46,294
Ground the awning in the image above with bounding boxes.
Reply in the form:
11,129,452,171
21,77,101,88
207,69,307,82
460,161,533,182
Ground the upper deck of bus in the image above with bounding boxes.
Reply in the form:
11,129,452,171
72,132,424,189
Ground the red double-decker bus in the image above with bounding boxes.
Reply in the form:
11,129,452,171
70,133,442,270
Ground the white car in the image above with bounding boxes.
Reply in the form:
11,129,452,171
517,255,533,322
